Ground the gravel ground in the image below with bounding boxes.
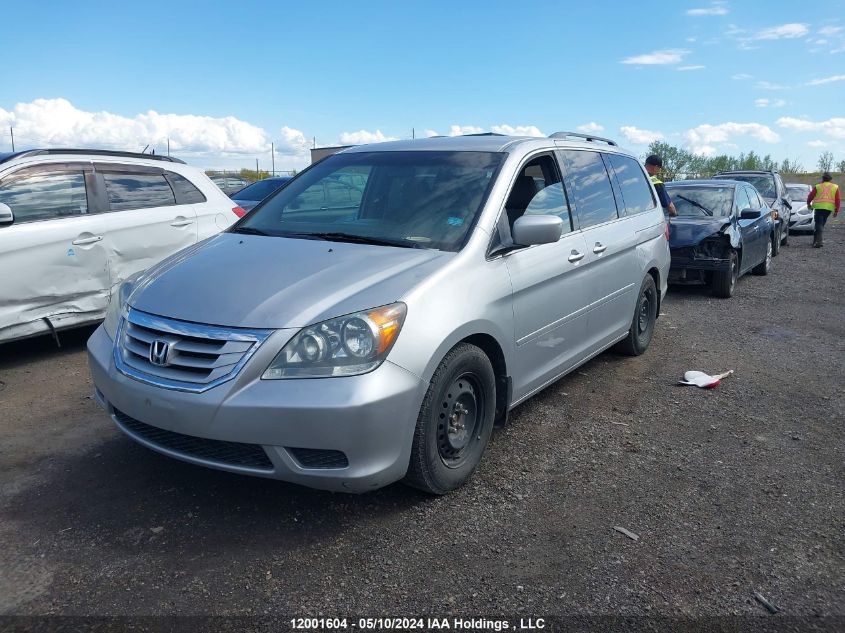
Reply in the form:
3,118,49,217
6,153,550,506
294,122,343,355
0,224,843,629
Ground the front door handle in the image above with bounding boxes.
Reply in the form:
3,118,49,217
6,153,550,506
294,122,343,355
72,235,103,245
170,219,194,227
593,242,607,254
568,250,585,263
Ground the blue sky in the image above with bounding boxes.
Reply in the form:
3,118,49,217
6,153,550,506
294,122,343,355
0,0,843,170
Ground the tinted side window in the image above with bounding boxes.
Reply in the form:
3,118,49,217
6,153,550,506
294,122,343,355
745,187,762,209
504,154,572,233
0,171,88,223
104,173,176,211
608,154,655,215
167,173,206,204
560,150,619,228
735,187,751,212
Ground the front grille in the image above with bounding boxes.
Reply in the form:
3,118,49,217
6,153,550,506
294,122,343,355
286,447,349,469
114,409,273,471
116,309,271,392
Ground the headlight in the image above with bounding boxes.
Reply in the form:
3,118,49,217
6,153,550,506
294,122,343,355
103,272,143,340
263,303,406,379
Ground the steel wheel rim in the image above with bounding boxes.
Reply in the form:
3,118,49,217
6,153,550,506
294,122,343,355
637,287,654,336
437,373,482,468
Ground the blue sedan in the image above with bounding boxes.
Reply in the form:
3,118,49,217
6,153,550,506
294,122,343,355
664,180,775,298
230,176,292,212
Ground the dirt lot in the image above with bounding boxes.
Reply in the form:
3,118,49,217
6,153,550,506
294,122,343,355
1,224,843,628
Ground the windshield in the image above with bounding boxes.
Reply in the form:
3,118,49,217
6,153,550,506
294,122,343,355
666,186,734,217
718,174,775,199
234,178,289,201
235,151,504,251
787,185,810,202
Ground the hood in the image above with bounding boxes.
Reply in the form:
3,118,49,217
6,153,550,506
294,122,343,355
130,232,452,329
669,216,732,248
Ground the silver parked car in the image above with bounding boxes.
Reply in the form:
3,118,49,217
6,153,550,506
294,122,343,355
88,133,670,494
785,183,814,233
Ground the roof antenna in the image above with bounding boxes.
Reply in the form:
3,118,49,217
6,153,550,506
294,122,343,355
141,144,150,154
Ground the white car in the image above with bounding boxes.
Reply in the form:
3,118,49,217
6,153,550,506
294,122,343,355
0,149,244,344
786,183,814,233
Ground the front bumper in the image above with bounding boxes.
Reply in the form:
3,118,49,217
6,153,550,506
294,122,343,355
669,254,730,282
87,325,427,493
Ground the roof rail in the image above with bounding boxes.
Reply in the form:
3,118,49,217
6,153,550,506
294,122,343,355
2,149,186,164
548,131,618,147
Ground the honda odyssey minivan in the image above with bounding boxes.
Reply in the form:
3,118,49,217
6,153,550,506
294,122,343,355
88,132,670,494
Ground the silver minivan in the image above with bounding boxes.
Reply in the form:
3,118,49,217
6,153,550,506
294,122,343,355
88,133,670,494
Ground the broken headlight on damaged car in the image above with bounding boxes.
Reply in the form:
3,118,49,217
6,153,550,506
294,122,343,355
695,236,730,259
262,303,407,379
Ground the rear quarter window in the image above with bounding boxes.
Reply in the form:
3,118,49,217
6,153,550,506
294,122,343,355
166,172,207,204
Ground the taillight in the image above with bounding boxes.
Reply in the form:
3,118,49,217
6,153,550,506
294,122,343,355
232,206,246,218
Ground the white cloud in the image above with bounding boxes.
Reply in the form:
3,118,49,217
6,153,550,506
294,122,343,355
490,124,545,137
777,116,845,140
677,65,706,71
687,2,729,16
0,97,292,157
338,129,398,145
449,125,485,136
807,139,828,148
576,122,605,133
819,26,843,36
753,23,808,40
423,129,440,138
685,122,780,154
732,73,753,80
754,98,787,108
807,74,845,85
621,49,689,65
755,80,790,90
619,126,664,145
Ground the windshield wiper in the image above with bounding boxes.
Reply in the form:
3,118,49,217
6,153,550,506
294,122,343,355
231,226,271,236
299,232,428,249
676,195,714,216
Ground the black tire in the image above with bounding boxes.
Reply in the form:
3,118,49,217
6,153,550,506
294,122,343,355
614,275,658,357
753,236,773,276
404,343,496,495
712,250,738,298
772,224,781,256
781,222,789,246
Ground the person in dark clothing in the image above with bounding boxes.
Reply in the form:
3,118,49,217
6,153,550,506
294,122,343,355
645,154,677,216
807,172,840,248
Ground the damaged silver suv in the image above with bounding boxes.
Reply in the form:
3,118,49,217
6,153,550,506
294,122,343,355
88,132,670,494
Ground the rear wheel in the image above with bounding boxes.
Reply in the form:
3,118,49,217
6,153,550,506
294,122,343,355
614,275,658,356
753,236,773,275
404,343,496,495
712,250,738,298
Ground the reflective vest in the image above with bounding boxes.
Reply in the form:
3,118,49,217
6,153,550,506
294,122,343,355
650,175,663,186
813,181,838,212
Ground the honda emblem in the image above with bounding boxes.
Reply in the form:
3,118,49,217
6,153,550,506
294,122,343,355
149,339,173,367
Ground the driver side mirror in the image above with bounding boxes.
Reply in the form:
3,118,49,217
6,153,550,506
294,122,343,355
739,208,762,220
0,202,13,225
512,215,563,246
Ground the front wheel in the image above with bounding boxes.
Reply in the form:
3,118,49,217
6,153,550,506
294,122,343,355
753,237,773,276
712,250,738,298
772,224,781,256
614,274,658,356
781,222,789,246
404,343,496,495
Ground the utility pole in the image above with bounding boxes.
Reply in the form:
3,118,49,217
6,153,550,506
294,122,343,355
313,136,316,149
271,142,275,175
10,126,14,152
256,158,259,178
412,127,415,139
167,137,170,157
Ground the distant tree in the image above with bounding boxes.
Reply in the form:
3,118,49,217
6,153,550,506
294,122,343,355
646,140,695,181
817,151,834,172
238,168,271,181
836,159,845,174
780,158,804,174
